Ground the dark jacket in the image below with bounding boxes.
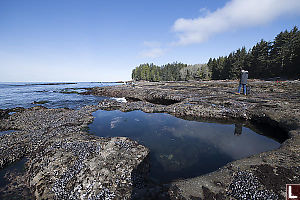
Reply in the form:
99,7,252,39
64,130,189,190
240,71,248,84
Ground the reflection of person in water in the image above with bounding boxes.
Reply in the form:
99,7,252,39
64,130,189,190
234,123,242,136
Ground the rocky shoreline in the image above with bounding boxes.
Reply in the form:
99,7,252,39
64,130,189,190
85,80,300,199
0,105,149,199
0,80,299,199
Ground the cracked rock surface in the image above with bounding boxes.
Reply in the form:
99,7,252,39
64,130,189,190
86,80,300,199
0,105,149,199
1,80,300,199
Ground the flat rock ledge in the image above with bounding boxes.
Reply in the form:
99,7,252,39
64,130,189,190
1,80,299,199
86,80,300,200
0,105,149,199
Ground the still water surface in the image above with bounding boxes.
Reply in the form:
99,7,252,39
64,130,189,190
89,110,281,183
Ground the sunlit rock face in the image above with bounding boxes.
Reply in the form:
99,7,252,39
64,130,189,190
0,105,149,199
27,137,149,199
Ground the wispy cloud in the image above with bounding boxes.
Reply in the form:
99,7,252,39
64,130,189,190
143,41,161,48
140,41,166,58
172,0,300,45
198,7,210,17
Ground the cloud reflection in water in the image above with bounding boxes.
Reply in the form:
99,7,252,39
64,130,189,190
90,110,281,182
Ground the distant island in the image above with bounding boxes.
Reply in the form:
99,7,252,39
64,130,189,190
12,82,77,86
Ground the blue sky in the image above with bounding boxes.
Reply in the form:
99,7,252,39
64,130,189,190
1,0,300,82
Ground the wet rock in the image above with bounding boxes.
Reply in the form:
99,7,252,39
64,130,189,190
1,80,300,199
251,164,300,195
227,171,279,199
0,109,9,119
0,105,149,199
32,100,49,104
0,158,33,200
86,80,300,199
27,137,148,199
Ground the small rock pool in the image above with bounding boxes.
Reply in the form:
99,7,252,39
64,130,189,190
0,130,15,136
89,110,282,183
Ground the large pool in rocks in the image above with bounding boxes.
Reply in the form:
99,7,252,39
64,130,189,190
89,110,282,183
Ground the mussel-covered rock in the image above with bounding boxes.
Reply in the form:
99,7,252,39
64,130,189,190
27,137,149,199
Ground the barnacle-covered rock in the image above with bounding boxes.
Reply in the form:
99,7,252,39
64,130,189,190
1,80,300,199
27,137,148,199
0,105,149,199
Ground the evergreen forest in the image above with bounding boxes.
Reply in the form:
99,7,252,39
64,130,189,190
132,26,300,81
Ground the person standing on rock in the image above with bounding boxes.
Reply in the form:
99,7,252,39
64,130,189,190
236,70,248,95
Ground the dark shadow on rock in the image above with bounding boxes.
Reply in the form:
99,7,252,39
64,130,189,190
130,154,184,200
0,109,9,119
249,117,289,143
173,114,289,144
251,164,300,197
130,149,232,199
201,186,226,200
0,157,33,200
126,97,142,102
0,107,25,119
0,107,25,131
145,98,181,106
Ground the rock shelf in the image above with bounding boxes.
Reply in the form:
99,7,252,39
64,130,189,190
0,105,148,199
86,80,300,199
0,80,299,199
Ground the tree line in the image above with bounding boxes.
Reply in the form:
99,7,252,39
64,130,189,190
131,63,211,81
132,26,300,81
209,26,300,80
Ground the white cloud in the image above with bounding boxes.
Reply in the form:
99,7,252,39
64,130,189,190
198,7,210,16
140,47,165,58
173,0,300,45
140,41,166,58
110,117,122,129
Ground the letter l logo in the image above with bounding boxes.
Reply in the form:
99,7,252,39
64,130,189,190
289,185,298,199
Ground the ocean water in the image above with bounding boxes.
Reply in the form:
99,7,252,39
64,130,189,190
0,82,119,110
89,110,281,183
